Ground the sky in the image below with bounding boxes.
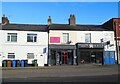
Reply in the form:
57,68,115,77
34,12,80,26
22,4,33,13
1,0,120,2
1,2,119,25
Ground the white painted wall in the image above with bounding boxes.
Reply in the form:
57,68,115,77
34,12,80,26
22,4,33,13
0,30,48,66
49,30,115,47
49,30,77,45
49,30,117,60
76,31,116,51
0,31,3,67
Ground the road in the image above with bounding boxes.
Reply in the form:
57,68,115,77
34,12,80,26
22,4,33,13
1,64,119,83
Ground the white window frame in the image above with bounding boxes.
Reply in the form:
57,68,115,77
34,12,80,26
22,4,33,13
63,33,69,43
8,53,15,59
27,33,37,42
27,53,34,59
85,33,91,43
7,33,17,42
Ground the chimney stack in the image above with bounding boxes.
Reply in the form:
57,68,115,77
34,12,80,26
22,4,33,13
69,14,76,26
48,16,52,25
2,14,9,25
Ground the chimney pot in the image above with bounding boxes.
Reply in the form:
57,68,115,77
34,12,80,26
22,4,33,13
48,16,52,25
69,14,76,26
2,14,9,25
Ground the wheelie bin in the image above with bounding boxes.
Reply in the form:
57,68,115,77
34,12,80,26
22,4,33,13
34,59,38,67
16,60,21,67
3,60,7,67
12,60,16,67
7,60,12,67
21,60,24,67
24,60,28,67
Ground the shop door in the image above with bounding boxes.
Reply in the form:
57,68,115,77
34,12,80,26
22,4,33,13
104,51,115,64
109,51,115,64
90,52,96,63
62,51,68,64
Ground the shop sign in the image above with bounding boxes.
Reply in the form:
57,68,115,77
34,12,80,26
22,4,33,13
77,43,104,48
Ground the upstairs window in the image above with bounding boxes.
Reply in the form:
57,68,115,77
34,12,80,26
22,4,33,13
7,33,17,42
27,34,37,42
63,33,69,43
85,33,91,43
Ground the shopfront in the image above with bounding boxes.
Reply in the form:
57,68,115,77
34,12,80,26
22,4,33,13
49,45,76,65
76,43,104,65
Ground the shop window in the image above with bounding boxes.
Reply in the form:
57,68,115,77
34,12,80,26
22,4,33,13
27,53,34,59
7,33,17,42
27,34,37,42
8,53,15,58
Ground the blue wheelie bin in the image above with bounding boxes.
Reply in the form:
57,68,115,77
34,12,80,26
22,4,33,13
12,60,16,67
21,60,24,67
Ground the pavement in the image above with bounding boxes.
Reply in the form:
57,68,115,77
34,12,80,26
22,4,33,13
1,64,119,83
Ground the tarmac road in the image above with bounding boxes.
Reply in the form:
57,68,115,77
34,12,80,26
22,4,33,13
1,64,119,83
2,74,118,82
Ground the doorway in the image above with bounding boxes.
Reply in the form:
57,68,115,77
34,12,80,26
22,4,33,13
61,51,68,64
50,50,73,65
79,49,103,64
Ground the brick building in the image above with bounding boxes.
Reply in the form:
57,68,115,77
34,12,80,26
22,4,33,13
102,18,120,64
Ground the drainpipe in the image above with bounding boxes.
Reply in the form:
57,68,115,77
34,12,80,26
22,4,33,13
114,21,119,64
47,25,51,66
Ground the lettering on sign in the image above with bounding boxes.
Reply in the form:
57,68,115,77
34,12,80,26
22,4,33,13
89,44,93,48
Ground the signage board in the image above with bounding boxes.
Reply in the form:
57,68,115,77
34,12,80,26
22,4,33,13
77,43,104,48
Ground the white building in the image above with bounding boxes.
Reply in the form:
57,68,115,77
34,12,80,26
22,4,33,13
49,29,116,65
0,24,48,67
0,15,117,67
48,15,116,65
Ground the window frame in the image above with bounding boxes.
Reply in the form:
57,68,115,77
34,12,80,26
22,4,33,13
85,33,91,43
27,53,34,59
7,33,17,42
63,33,69,43
27,33,37,42
8,53,15,59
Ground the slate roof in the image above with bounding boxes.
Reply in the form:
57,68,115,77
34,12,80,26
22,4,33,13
0,23,112,31
1,24,48,32
49,24,110,31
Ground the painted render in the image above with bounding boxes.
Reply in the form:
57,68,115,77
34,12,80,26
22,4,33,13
0,30,48,66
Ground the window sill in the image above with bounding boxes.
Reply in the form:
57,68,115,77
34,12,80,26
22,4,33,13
5,42,17,43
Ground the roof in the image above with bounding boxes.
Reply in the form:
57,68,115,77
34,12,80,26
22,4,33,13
49,24,110,31
0,23,112,32
1,24,48,32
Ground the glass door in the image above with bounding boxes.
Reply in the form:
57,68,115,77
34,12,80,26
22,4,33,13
90,51,96,63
